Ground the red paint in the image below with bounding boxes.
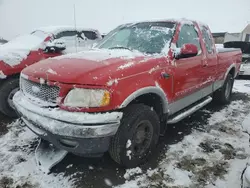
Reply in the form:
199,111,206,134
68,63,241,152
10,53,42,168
0,35,62,78
22,20,242,113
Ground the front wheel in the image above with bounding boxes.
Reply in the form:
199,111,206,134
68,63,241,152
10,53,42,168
214,73,234,104
0,78,19,118
109,104,160,168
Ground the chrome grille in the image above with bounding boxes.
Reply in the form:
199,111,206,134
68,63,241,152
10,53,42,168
20,77,59,104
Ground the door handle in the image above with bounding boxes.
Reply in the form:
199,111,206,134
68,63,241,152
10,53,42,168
203,63,209,67
161,72,170,79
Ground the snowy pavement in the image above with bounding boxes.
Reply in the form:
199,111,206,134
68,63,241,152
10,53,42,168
1,80,250,188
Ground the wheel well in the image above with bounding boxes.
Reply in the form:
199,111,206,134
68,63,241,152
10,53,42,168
128,93,167,135
130,93,164,116
229,67,235,77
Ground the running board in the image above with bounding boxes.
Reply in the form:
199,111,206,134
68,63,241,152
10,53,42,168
167,96,212,124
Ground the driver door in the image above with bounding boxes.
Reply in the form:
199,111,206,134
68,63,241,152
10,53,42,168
172,24,204,111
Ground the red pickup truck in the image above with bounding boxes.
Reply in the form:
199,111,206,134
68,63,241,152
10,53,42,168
13,19,242,168
0,26,102,117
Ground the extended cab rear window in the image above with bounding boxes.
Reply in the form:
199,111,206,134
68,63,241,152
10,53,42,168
201,26,214,54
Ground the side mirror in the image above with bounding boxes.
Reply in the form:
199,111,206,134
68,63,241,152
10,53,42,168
44,39,66,53
175,44,198,59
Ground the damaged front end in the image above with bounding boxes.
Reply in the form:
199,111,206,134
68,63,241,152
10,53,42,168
13,80,123,172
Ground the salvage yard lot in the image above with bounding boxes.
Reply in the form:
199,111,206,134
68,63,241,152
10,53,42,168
1,79,250,188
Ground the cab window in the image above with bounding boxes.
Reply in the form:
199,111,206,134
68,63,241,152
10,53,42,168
177,24,201,55
201,26,214,54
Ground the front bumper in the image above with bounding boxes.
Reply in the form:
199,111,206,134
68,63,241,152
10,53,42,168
13,91,123,155
239,64,250,76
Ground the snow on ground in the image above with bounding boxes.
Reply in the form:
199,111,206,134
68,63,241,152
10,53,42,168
1,80,250,188
116,80,250,188
0,121,74,188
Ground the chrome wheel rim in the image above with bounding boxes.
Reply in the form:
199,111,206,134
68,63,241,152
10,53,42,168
131,120,153,157
7,88,19,109
225,79,232,99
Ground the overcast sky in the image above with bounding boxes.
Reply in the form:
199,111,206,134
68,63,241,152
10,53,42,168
0,0,249,40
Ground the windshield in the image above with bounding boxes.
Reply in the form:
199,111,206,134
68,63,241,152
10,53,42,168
31,30,48,40
97,22,176,54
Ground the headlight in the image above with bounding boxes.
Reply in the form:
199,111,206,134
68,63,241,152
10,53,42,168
64,88,110,108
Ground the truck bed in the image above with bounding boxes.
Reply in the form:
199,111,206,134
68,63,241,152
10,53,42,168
216,47,241,53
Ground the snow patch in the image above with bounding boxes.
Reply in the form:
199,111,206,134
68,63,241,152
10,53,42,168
243,166,250,187
0,70,7,79
13,92,123,136
88,165,94,170
233,80,250,94
104,178,113,186
148,65,160,74
0,34,44,66
34,26,101,38
47,68,57,75
66,164,73,169
116,81,250,188
40,77,45,84
53,48,144,62
124,167,142,180
126,139,132,148
0,121,74,188
242,113,250,135
117,61,134,70
107,79,119,86
126,150,132,160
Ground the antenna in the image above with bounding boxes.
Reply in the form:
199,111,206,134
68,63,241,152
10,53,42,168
73,4,77,53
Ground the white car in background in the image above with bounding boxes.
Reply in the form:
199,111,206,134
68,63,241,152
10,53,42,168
0,26,102,117
240,53,250,76
34,26,102,53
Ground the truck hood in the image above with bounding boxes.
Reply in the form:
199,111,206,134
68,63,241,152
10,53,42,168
22,48,148,85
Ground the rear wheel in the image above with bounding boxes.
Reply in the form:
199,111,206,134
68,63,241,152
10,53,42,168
214,73,234,104
109,104,160,168
0,78,19,117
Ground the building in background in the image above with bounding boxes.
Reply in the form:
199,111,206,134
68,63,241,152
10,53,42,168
212,32,226,44
242,24,250,42
212,24,250,44
224,24,250,43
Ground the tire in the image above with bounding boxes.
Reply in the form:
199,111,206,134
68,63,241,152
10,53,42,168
0,78,19,117
109,104,160,168
214,73,234,104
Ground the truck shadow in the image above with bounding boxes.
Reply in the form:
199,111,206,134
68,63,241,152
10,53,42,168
52,91,250,188
237,75,250,80
0,112,13,136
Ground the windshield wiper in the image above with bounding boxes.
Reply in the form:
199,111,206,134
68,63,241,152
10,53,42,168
108,46,132,51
